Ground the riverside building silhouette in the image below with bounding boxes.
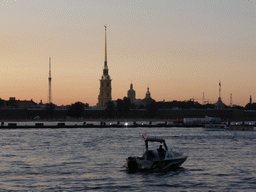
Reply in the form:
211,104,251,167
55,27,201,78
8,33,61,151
97,26,112,108
127,83,136,103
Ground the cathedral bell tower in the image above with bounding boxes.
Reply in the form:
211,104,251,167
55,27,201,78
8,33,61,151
127,83,136,103
97,26,112,108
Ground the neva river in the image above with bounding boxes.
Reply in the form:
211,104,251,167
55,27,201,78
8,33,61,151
0,123,255,191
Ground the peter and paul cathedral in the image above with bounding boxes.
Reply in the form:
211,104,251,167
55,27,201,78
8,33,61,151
97,26,112,108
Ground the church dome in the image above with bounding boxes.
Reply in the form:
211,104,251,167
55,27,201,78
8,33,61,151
142,87,155,106
127,83,136,103
128,84,135,93
145,87,151,99
215,97,225,110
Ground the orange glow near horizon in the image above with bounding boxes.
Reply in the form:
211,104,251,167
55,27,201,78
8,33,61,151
0,1,255,107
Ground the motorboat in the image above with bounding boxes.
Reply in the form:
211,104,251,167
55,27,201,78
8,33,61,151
204,121,254,131
204,123,228,130
227,123,254,130
126,137,187,172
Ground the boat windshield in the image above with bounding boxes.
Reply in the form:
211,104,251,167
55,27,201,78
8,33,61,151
145,137,168,151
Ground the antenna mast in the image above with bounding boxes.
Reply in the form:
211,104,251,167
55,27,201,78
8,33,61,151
48,57,52,104
230,93,232,107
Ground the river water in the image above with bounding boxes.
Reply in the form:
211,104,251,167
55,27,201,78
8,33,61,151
0,124,255,191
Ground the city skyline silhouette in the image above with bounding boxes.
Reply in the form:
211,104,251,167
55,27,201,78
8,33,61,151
1,1,255,106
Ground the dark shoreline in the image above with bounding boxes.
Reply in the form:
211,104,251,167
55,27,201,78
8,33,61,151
0,124,201,129
0,119,195,129
1,119,255,129
2,108,256,121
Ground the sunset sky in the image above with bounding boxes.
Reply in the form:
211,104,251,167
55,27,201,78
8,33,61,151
1,0,255,106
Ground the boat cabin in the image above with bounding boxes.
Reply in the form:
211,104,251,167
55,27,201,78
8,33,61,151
143,137,168,160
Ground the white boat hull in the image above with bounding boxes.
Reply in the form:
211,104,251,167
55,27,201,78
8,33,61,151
126,156,187,172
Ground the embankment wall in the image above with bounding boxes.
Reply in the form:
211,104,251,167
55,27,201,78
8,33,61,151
1,108,256,121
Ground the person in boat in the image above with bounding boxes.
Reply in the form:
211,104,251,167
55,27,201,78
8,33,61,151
157,145,165,160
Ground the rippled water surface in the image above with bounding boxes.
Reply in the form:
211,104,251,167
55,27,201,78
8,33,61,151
0,125,256,191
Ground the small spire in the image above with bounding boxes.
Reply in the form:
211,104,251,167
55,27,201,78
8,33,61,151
219,80,221,98
145,87,151,99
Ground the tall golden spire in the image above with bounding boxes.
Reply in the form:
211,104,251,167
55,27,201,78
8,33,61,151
104,25,107,67
103,25,108,76
97,26,112,108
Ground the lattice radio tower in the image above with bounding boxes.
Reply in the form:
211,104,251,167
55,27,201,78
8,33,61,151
48,57,52,104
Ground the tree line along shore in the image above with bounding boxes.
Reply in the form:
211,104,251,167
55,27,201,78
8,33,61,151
1,99,256,121
1,108,256,121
